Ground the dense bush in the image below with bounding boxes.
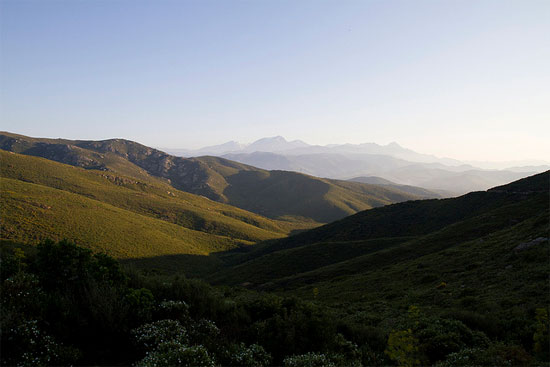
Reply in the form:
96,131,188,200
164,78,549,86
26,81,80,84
283,352,336,367
1,240,547,366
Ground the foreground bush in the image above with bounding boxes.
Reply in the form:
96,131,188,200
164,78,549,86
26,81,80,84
1,240,546,366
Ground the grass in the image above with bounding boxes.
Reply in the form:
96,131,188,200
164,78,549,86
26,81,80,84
1,178,246,254
0,151,318,275
291,212,549,324
0,150,301,241
208,236,414,286
206,171,549,323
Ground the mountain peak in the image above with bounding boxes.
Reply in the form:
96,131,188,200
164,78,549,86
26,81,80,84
253,136,287,143
245,136,309,153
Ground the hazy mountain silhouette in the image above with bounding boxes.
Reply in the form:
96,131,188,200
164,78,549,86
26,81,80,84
244,136,309,153
169,137,461,165
165,136,310,157
165,137,542,194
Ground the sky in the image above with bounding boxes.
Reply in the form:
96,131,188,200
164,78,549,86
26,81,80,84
1,0,549,162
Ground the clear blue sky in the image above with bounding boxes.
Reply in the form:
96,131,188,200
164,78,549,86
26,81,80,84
1,0,548,161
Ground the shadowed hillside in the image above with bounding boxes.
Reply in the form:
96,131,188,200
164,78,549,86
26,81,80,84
208,171,549,292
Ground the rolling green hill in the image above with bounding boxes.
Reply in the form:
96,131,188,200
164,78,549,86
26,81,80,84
0,151,314,274
1,132,428,223
216,186,539,268
207,172,549,305
0,150,292,239
201,172,549,365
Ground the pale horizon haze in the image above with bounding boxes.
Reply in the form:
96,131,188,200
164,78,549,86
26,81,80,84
1,0,549,162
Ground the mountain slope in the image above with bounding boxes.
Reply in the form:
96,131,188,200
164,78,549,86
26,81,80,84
1,177,243,258
192,156,426,222
222,151,414,180
221,149,532,194
208,171,549,290
0,151,324,274
1,132,425,223
244,136,309,152
349,176,450,197
0,150,290,240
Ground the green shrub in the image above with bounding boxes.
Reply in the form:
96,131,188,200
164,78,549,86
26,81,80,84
135,342,215,367
34,239,126,291
155,300,190,321
219,342,272,367
1,319,80,366
126,288,155,322
385,328,421,367
435,343,532,367
534,308,549,360
132,319,188,351
284,352,336,367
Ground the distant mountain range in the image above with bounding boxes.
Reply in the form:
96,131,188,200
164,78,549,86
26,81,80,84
166,136,308,157
165,136,462,165
0,132,439,225
163,136,546,194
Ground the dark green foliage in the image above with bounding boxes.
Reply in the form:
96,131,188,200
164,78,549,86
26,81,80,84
533,308,550,360
221,343,272,367
435,343,533,367
1,238,548,366
34,239,127,290
283,352,336,367
1,319,81,367
247,297,336,363
126,288,155,322
136,342,215,367
1,240,136,365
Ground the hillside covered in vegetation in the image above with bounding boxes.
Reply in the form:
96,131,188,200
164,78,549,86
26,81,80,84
0,132,434,223
0,150,311,274
1,169,548,366
2,234,548,366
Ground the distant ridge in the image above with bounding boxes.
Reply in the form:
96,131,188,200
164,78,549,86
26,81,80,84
166,136,461,164
164,136,310,156
348,176,452,197
348,176,395,185
0,131,430,223
164,136,541,194
244,136,309,153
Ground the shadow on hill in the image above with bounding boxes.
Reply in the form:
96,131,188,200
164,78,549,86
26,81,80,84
121,253,224,278
223,170,340,222
120,241,267,279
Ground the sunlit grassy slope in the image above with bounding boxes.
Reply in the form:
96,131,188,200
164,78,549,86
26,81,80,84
0,151,321,273
1,178,245,256
0,150,295,240
208,171,549,309
1,131,428,223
